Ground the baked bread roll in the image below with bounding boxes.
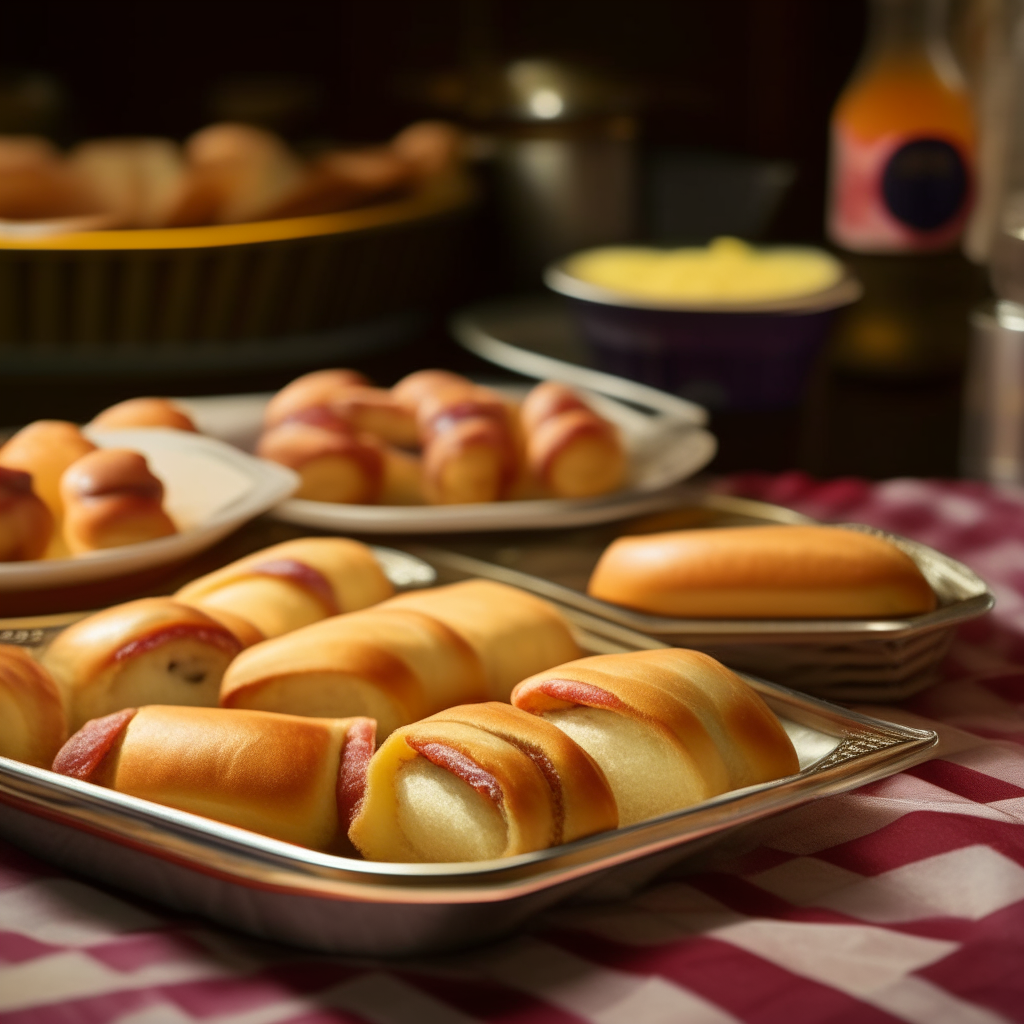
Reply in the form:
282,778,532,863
383,580,581,700
0,645,67,767
512,649,799,827
0,420,96,526
263,368,371,429
349,701,616,862
60,448,177,553
256,420,385,504
0,136,100,221
220,605,487,739
175,536,394,640
181,123,306,225
90,397,197,432
70,138,188,228
0,466,53,561
381,447,426,505
42,598,244,732
587,525,938,619
390,121,464,180
522,382,625,498
391,369,474,411
52,706,375,850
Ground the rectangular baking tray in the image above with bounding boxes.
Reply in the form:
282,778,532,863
0,548,936,956
409,492,994,702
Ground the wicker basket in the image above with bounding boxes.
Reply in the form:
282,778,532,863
0,174,475,370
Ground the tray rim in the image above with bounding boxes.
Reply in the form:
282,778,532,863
408,511,994,644
0,600,937,908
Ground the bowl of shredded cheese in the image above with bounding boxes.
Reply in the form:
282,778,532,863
545,238,861,409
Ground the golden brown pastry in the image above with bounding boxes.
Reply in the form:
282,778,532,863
90,397,198,432
256,420,385,504
219,605,487,739
219,579,579,736
390,121,464,180
587,525,938,619
0,466,53,561
175,536,394,640
180,123,306,225
263,368,371,429
391,369,474,411
349,701,616,862
52,705,375,850
384,580,581,700
69,138,188,228
60,448,177,553
42,598,244,732
0,136,100,221
413,384,520,505
0,644,67,767
0,420,97,526
380,446,426,505
521,382,625,499
512,648,799,827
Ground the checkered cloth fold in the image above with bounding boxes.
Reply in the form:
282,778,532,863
1,473,1022,1024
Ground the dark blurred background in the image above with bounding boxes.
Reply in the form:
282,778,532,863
0,0,985,477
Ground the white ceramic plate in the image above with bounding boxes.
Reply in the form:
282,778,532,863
0,428,298,591
178,389,717,534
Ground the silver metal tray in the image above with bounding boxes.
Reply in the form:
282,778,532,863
0,553,936,956
411,493,993,702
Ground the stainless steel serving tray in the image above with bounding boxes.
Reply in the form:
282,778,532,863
0,550,936,956
411,493,993,701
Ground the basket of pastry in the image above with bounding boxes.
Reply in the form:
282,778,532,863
0,534,935,955
0,122,473,365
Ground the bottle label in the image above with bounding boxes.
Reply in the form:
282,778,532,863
828,125,971,252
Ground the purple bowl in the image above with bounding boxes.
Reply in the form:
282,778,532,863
546,256,862,411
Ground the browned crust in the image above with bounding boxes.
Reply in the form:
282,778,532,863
264,369,371,429
91,398,198,433
520,381,588,434
0,645,67,766
587,525,938,618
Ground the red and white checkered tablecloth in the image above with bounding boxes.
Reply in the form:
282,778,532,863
2,473,1023,1024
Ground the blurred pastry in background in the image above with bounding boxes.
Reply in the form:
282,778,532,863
0,135,103,223
0,466,53,561
70,138,190,229
256,420,385,504
521,381,625,498
60,448,177,553
90,396,198,432
0,420,97,533
263,368,371,429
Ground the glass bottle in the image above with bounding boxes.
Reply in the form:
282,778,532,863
828,0,975,253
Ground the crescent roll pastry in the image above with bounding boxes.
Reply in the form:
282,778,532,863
263,368,371,429
587,525,938,619
52,706,375,850
220,605,487,739
176,537,394,640
391,369,474,411
522,382,625,499
60,448,177,553
0,420,96,526
326,386,419,449
257,420,385,504
0,645,67,768
0,467,53,561
512,649,799,827
384,580,581,700
42,598,244,732
349,702,617,862
90,397,198,432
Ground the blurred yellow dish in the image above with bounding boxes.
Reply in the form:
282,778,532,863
565,237,844,304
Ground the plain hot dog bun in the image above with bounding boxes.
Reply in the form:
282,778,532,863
52,705,375,850
587,525,937,619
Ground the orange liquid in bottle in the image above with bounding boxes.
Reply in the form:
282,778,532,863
828,3,974,253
